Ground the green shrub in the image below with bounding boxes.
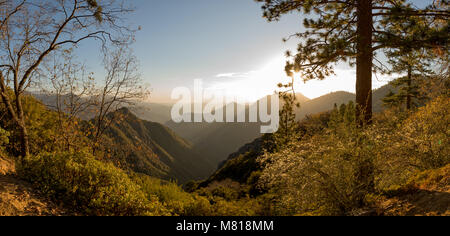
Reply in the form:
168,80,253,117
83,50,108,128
210,198,263,216
406,164,450,191
375,96,450,190
401,96,450,169
17,151,169,216
258,133,376,216
258,102,377,216
133,174,213,216
258,96,450,216
0,127,9,151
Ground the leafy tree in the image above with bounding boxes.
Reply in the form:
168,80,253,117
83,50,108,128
255,0,449,126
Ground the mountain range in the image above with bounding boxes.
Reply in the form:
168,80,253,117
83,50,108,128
164,84,393,168
34,84,393,183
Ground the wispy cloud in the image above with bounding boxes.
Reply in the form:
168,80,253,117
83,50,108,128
216,73,236,78
215,71,256,79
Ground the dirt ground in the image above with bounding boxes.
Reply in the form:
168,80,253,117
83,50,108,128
0,155,66,216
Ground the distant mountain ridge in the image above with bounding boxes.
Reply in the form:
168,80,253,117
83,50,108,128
32,93,174,124
167,84,393,168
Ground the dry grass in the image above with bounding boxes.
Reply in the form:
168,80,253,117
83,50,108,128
378,165,450,216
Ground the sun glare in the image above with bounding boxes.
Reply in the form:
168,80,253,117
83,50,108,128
207,56,363,103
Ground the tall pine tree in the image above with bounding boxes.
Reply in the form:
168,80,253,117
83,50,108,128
382,50,430,110
275,76,300,147
381,10,438,111
255,0,449,126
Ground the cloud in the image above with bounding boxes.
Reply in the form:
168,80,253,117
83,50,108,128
216,73,236,78
215,71,256,79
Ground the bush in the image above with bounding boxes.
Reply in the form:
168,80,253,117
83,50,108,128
406,164,450,191
258,134,375,216
401,96,450,169
17,151,169,216
257,102,377,216
133,174,214,216
0,127,9,151
258,96,450,216
210,198,262,216
1,94,90,156
375,96,450,190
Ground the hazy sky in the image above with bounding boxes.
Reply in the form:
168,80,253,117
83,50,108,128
76,0,431,103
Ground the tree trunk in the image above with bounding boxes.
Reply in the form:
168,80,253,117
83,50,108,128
355,0,375,207
406,65,412,110
356,0,373,126
17,121,30,157
15,93,30,157
0,73,29,157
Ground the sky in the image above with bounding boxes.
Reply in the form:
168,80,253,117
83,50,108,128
76,0,431,103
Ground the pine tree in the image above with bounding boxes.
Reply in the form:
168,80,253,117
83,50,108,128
328,101,356,132
274,78,300,148
382,68,423,111
380,14,436,111
255,0,449,126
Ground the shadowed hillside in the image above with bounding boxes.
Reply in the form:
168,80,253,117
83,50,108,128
101,108,215,183
296,85,394,119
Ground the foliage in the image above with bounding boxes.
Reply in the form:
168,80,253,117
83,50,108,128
259,127,374,215
258,96,450,216
385,96,450,170
135,174,266,216
381,50,431,110
0,127,9,151
132,174,212,216
405,164,450,192
17,151,169,216
195,179,267,216
1,94,89,155
275,77,300,147
207,152,262,186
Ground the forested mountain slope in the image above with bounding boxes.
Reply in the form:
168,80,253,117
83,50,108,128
101,108,215,183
